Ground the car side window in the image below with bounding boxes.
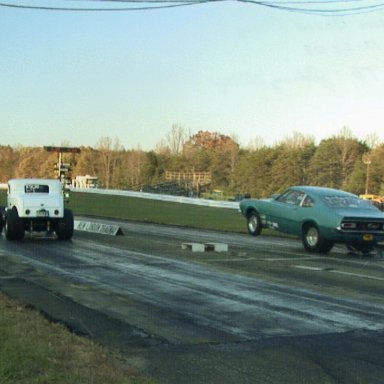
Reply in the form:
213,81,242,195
301,195,314,208
277,190,305,206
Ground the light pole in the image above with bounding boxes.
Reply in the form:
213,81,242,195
362,153,372,195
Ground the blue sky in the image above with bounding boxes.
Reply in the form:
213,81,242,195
1,1,384,150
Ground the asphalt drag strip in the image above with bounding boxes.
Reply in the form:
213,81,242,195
1,224,384,383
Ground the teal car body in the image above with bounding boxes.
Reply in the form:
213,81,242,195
239,186,384,254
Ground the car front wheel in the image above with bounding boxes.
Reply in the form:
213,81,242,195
302,224,333,254
247,210,262,236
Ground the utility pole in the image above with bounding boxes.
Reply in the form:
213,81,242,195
362,153,372,195
44,146,81,184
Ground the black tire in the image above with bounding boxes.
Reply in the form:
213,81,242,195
302,224,333,254
56,209,74,241
5,207,25,241
247,210,262,236
0,208,4,235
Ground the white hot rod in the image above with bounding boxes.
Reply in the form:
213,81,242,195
1,178,74,241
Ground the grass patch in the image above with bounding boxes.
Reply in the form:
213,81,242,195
0,293,152,384
67,192,246,233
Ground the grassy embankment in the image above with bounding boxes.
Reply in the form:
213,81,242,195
0,293,152,384
67,191,246,232
0,190,246,383
1,190,246,232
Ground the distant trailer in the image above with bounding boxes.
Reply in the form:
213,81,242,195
72,175,99,189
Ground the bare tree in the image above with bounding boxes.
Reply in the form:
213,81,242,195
277,131,315,149
337,126,354,140
158,124,190,155
365,133,381,149
246,136,266,150
96,137,124,189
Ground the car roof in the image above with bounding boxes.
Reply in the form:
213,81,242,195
8,178,61,185
8,179,63,193
289,186,356,197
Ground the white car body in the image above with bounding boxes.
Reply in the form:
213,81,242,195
3,178,74,241
7,178,65,219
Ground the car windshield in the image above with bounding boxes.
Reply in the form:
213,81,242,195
25,184,49,193
322,195,372,209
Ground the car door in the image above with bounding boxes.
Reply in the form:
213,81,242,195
265,190,306,235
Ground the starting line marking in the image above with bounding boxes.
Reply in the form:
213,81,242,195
181,242,228,253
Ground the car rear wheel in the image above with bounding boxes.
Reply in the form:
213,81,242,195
56,209,74,241
302,224,333,254
247,210,262,236
5,207,25,241
0,210,3,235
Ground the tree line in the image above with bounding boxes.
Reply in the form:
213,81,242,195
0,127,383,198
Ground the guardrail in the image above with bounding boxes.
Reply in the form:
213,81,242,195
70,188,240,210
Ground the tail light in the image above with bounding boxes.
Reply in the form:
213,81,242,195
341,222,357,229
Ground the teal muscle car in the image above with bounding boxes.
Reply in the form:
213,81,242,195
239,186,384,254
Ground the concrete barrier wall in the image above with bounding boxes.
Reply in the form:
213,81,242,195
71,188,240,210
